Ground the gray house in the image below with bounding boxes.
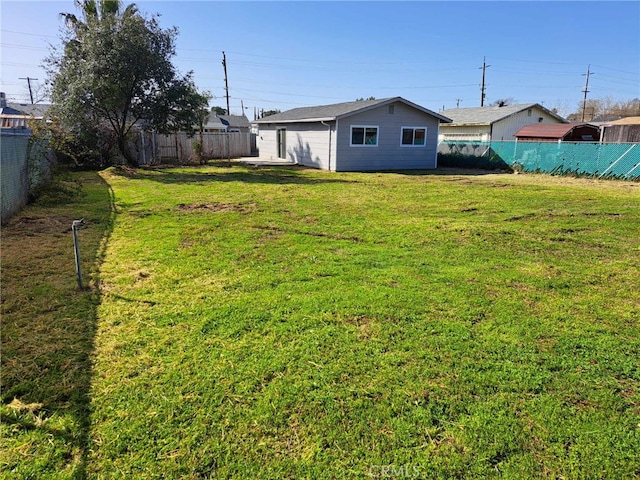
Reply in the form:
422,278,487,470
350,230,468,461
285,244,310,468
201,114,252,133
219,114,251,133
201,114,228,132
253,97,452,171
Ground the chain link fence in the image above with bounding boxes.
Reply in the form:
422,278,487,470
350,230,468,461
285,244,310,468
439,141,640,179
1,132,53,223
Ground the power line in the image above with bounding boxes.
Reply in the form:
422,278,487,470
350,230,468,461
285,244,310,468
590,75,639,86
3,62,42,68
0,29,57,39
178,48,478,67
590,64,640,76
0,43,49,51
489,56,584,67
491,67,579,77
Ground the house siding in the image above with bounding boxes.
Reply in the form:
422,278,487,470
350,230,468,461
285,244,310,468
438,125,491,143
256,125,278,159
491,107,562,141
335,102,440,171
256,122,334,168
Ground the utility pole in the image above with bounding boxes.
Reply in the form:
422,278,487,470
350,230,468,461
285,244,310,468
241,99,245,116
479,57,490,107
456,98,462,108
222,51,230,115
581,65,593,122
19,77,37,104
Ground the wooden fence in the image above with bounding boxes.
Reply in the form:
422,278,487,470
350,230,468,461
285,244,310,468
136,132,256,165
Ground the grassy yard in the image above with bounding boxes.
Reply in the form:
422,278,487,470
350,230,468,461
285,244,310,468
2,164,639,478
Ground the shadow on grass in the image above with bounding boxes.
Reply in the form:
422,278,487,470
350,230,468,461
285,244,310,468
112,163,357,185
0,171,115,478
367,167,512,177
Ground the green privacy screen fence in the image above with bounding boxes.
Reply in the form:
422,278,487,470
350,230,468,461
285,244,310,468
438,141,640,179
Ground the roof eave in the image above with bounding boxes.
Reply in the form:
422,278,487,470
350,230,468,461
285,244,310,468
254,97,453,124
499,103,568,124
445,104,569,126
515,135,562,139
254,116,336,124
334,96,453,123
441,122,490,127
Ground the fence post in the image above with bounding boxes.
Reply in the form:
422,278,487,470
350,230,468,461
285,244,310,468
140,131,146,165
72,218,85,289
150,132,156,165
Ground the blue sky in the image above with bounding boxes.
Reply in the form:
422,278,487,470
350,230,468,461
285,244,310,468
1,1,638,117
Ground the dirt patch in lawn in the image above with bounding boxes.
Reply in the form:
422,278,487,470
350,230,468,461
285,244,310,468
176,202,257,213
4,215,76,235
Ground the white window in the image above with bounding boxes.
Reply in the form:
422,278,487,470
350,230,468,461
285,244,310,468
401,127,427,146
350,126,378,146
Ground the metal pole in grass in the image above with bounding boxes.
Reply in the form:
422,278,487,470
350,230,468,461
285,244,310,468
72,218,85,289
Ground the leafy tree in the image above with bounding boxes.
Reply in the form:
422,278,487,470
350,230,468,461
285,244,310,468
260,109,281,118
46,0,209,166
356,97,376,101
60,0,138,35
566,97,640,122
490,97,514,107
211,106,227,115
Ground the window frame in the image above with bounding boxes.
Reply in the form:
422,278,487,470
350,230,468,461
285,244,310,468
400,126,428,147
350,125,379,147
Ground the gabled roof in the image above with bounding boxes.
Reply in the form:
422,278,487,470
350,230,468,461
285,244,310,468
514,123,598,139
441,103,567,126
203,114,227,130
218,114,251,129
254,97,452,124
6,102,50,118
606,116,640,126
0,105,23,115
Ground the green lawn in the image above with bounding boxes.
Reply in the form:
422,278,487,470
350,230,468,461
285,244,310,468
2,164,639,478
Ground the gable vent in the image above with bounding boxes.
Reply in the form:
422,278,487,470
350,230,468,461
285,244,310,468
388,105,395,114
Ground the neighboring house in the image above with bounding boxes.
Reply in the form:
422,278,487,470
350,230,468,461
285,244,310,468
218,114,251,133
198,114,251,133
6,102,50,118
201,114,228,133
0,114,36,134
253,97,452,171
514,123,600,143
600,117,640,143
0,92,50,133
438,103,567,143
